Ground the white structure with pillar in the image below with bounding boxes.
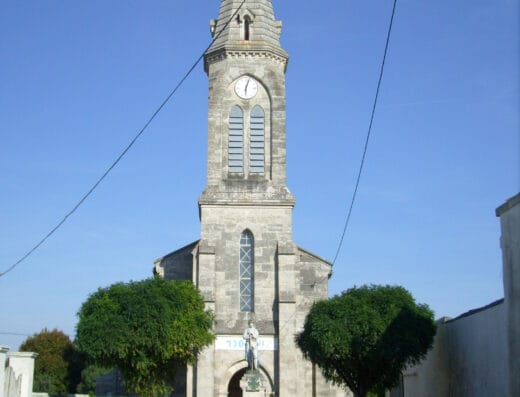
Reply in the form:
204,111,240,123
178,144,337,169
0,346,38,397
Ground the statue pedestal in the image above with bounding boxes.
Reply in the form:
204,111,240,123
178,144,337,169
240,369,266,397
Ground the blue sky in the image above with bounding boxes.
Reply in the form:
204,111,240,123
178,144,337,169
1,0,518,350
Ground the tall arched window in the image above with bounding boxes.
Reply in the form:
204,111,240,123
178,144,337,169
229,106,244,173
240,230,254,312
249,105,265,174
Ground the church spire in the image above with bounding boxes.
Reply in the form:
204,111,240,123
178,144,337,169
206,0,287,63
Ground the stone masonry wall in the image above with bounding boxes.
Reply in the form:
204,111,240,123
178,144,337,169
200,204,293,335
401,301,507,397
202,53,288,191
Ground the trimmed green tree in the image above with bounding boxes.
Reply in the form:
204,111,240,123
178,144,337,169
296,285,436,397
20,328,83,394
76,277,214,396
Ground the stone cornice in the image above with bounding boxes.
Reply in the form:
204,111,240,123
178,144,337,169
198,187,295,208
204,46,289,73
198,198,295,208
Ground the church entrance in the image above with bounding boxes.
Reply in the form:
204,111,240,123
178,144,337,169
227,368,247,397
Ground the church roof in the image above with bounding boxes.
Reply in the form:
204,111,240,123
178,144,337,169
155,242,332,268
206,0,287,58
297,246,333,268
154,240,200,264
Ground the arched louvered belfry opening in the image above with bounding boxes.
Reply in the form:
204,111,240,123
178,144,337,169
229,105,244,173
249,105,265,174
239,230,254,312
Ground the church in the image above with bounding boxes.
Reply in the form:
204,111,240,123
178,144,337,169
154,1,345,396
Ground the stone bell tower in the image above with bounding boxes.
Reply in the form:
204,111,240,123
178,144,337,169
155,1,345,396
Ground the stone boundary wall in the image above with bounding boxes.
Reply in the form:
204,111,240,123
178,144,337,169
398,300,507,397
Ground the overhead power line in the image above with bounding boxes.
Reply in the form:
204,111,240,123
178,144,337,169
331,0,398,266
0,0,247,279
0,331,31,337
278,0,399,337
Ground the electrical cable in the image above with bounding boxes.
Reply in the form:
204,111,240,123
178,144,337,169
331,0,398,266
279,0,399,334
0,0,247,279
0,332,31,337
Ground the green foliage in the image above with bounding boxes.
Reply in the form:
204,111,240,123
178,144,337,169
19,328,84,394
367,386,386,397
296,285,436,397
76,365,112,396
76,277,214,396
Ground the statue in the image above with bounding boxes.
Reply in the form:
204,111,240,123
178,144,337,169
243,320,259,370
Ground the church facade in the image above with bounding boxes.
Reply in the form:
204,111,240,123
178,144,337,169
155,1,345,396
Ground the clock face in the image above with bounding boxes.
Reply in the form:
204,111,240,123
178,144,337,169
235,76,258,99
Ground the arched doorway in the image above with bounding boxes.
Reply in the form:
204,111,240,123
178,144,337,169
228,367,247,397
220,362,274,397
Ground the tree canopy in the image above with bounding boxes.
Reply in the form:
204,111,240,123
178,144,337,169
296,285,436,397
75,277,214,396
20,328,83,394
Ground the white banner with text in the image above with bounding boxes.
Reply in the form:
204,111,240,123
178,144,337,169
215,335,278,351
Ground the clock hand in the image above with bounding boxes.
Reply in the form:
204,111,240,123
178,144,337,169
245,78,250,95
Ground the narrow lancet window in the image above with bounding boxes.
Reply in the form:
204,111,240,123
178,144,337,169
243,17,251,41
229,106,244,173
249,105,265,174
240,230,254,312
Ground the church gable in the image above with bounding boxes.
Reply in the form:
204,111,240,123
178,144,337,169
154,240,199,281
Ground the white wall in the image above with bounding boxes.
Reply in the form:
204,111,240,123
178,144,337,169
402,300,508,397
497,193,520,397
7,352,38,397
1,346,8,397
1,348,38,397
